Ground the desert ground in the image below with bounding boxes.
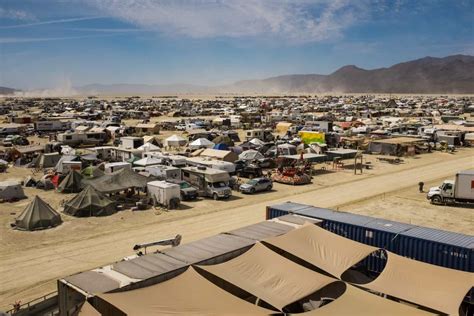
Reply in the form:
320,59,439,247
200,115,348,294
0,147,472,310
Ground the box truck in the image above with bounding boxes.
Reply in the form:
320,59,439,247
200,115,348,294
427,170,474,205
147,181,181,209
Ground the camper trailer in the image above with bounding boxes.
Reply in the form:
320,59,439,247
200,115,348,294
186,157,236,174
245,129,274,142
104,162,131,173
147,181,181,209
34,121,71,132
57,131,108,147
0,181,26,202
181,166,232,200
145,165,181,180
143,152,187,168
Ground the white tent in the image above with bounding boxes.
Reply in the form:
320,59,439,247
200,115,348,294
164,135,187,147
189,138,215,150
133,157,162,167
138,143,161,152
239,149,264,161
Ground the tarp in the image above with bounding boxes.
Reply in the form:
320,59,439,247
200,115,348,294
199,243,337,310
303,284,431,316
362,252,474,315
82,168,149,193
15,196,62,230
96,267,271,315
63,185,116,217
264,223,378,278
57,170,83,193
239,149,264,161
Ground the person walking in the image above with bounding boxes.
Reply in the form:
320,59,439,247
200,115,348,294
418,181,424,193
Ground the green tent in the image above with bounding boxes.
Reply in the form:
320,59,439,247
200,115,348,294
63,185,116,217
57,170,83,193
15,196,62,231
81,165,105,179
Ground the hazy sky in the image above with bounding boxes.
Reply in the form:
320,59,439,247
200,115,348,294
1,0,473,89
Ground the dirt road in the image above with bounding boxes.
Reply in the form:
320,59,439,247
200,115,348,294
0,149,473,310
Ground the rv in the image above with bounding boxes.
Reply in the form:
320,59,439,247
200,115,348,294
143,152,187,168
104,162,131,173
145,165,181,181
181,166,232,200
186,157,236,174
245,129,274,142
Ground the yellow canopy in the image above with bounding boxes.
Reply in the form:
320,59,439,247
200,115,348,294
362,252,474,315
199,243,337,310
301,284,432,316
264,223,378,278
97,266,272,315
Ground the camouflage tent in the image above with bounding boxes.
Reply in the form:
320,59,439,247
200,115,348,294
64,185,116,217
15,196,62,230
57,170,83,193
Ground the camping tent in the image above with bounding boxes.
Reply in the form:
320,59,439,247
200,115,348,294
82,168,149,194
63,185,116,217
164,135,187,147
32,153,61,169
81,165,104,179
15,196,62,230
0,181,26,201
239,149,264,161
249,138,266,146
189,138,215,150
212,135,234,147
57,170,83,193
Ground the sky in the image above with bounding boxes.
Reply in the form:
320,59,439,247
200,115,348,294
0,0,473,90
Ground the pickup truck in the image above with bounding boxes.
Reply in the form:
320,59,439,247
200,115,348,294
427,170,474,205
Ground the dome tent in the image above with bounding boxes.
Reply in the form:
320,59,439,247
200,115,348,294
64,185,116,217
15,196,62,231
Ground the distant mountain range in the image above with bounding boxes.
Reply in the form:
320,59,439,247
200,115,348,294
0,86,19,95
2,55,473,95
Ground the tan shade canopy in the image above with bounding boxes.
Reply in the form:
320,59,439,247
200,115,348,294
264,223,378,278
77,301,101,316
199,243,337,310
362,252,474,315
97,266,271,315
302,284,432,316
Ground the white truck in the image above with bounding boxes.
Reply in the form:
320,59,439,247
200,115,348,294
147,181,181,209
427,170,474,205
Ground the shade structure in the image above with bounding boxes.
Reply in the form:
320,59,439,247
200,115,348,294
133,157,162,167
57,170,83,193
164,134,187,147
82,168,149,194
78,301,101,316
361,252,474,315
302,284,431,316
199,243,337,311
15,196,62,230
239,149,264,161
264,223,378,278
96,267,272,315
63,185,116,217
189,137,215,150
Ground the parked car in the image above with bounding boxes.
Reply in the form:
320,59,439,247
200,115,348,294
239,177,273,194
234,160,263,178
167,179,199,201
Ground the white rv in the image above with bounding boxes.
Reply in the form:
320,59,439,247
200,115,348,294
181,166,231,200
